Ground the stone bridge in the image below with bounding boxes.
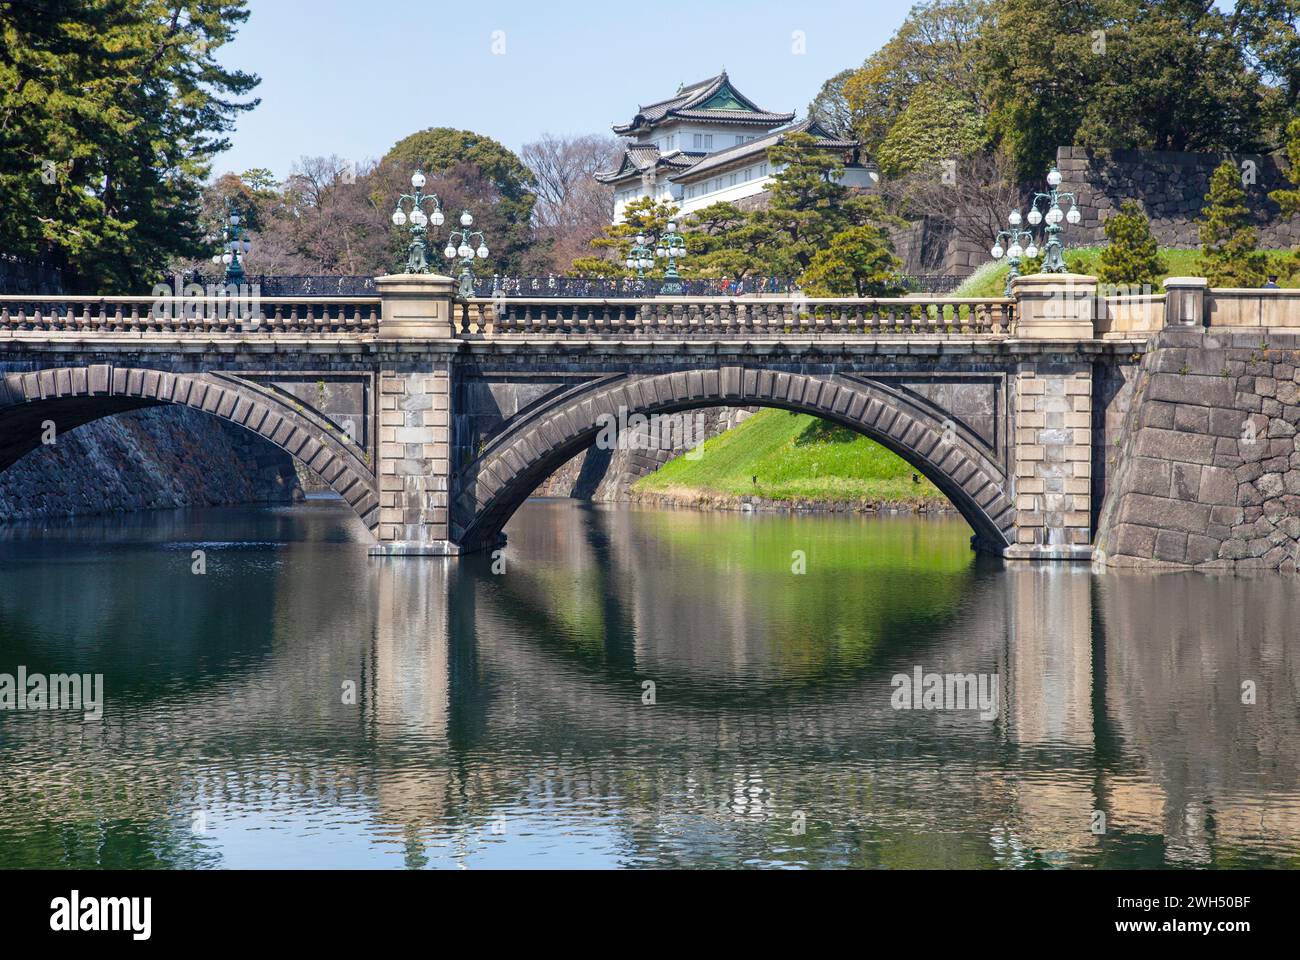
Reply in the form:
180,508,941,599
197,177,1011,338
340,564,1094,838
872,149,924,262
3,274,1299,566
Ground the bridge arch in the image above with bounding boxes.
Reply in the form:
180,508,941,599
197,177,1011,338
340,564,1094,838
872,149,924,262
453,368,1015,553
0,365,379,532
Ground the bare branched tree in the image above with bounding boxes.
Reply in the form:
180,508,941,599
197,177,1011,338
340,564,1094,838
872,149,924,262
273,155,392,275
521,133,623,270
879,150,1024,255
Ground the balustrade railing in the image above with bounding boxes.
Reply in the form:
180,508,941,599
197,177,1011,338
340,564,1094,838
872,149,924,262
454,296,1016,338
0,293,1017,339
0,295,381,336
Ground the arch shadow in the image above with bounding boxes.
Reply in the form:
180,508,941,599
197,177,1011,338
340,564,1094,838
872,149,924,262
453,368,1014,553
0,365,379,532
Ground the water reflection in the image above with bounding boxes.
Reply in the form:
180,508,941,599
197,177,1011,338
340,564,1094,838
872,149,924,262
0,499,1296,868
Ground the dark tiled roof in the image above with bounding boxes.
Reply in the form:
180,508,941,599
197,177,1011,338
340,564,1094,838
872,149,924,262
668,108,796,125
669,118,858,182
594,147,705,184
612,71,794,135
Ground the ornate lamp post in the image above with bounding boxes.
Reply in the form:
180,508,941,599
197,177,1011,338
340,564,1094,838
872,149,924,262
390,171,446,273
211,202,251,283
1025,165,1081,273
656,220,687,294
443,209,489,298
990,209,1038,297
625,234,654,279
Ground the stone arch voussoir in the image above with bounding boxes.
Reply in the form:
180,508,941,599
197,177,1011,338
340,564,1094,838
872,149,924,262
453,369,1014,553
0,364,379,533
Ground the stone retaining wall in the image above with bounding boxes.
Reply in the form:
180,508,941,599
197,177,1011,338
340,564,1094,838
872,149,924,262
1096,329,1300,569
1056,146,1300,249
0,407,300,521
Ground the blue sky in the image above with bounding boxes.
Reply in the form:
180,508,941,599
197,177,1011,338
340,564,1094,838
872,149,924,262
213,0,914,180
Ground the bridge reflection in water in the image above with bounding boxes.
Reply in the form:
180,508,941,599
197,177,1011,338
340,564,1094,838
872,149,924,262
0,499,1295,868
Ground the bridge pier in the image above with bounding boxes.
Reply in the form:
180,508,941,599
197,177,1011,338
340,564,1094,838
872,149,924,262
1006,361,1094,560
1003,275,1099,561
369,274,461,557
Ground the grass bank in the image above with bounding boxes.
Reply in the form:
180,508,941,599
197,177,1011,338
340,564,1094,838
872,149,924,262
953,247,1298,298
632,408,948,509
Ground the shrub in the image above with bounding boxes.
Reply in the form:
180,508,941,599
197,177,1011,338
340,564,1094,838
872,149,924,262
1097,200,1166,288
1198,160,1269,287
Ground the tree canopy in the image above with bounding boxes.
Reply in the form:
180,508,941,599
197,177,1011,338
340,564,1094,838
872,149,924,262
383,128,542,276
0,0,259,292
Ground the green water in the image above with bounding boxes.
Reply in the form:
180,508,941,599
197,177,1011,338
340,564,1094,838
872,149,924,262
0,499,1296,868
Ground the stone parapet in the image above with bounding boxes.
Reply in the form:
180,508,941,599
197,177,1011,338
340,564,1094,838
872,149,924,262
375,274,456,339
1207,287,1300,328
1011,274,1098,340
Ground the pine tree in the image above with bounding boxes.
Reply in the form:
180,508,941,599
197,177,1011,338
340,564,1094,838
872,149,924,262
799,225,904,297
0,0,260,292
570,197,679,278
1198,160,1269,286
1096,200,1166,288
1270,117,1300,279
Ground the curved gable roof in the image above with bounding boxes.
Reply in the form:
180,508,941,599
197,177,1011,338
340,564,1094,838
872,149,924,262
612,71,794,136
594,145,704,184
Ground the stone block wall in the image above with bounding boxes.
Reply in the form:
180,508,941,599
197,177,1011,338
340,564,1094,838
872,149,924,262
0,407,300,521
1012,363,1093,551
1056,146,1300,249
1096,329,1300,569
376,365,451,549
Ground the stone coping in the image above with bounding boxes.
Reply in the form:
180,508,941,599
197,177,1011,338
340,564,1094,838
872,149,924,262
1003,544,1095,562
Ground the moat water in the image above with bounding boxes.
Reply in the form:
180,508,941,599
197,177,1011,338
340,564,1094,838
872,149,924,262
0,498,1296,868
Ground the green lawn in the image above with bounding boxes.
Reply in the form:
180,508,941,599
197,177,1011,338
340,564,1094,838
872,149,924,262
953,247,1299,298
633,408,947,506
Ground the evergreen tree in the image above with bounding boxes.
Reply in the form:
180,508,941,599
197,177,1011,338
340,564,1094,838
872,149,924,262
873,82,987,178
570,197,679,278
383,128,540,276
0,0,260,292
799,225,905,296
684,202,769,281
1096,200,1167,288
1271,116,1300,277
752,133,901,277
1198,160,1269,286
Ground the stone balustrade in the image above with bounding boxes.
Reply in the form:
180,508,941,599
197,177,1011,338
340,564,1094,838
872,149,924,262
3,275,1298,345
453,295,1016,338
0,295,381,337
